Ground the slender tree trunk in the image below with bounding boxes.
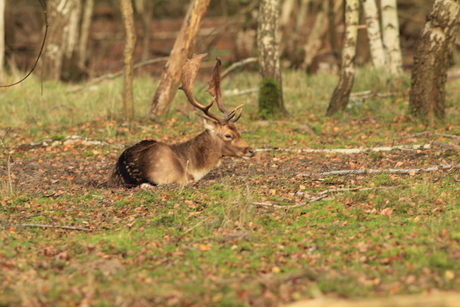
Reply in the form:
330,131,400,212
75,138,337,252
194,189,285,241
295,0,310,33
43,0,80,80
381,0,403,75
120,0,137,122
78,0,94,70
0,0,5,83
65,0,81,60
361,0,385,68
278,0,296,56
409,0,460,123
257,0,288,119
328,0,341,65
301,1,328,70
149,0,210,119
135,0,154,62
302,0,342,71
326,0,359,116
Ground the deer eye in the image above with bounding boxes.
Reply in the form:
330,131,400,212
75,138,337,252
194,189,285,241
224,134,233,140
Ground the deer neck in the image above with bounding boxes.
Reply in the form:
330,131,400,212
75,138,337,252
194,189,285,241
171,130,222,176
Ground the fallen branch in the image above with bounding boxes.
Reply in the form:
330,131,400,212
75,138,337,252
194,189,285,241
256,144,431,154
297,164,457,177
67,57,168,93
408,131,460,139
4,223,92,232
317,185,402,195
252,195,328,209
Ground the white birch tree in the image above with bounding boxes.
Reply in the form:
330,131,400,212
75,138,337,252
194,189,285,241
326,0,359,116
361,0,385,68
381,0,403,75
257,0,288,118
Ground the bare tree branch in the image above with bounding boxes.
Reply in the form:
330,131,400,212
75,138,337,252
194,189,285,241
67,57,168,93
221,57,258,79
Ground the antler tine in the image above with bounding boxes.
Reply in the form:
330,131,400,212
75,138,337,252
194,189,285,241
228,104,244,123
205,57,232,118
179,53,224,124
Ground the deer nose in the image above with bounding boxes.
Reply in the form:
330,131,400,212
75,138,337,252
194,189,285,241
247,148,255,157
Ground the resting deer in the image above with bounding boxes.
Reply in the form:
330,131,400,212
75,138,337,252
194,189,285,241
108,53,255,188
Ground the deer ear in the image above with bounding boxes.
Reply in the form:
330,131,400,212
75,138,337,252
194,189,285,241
196,113,217,131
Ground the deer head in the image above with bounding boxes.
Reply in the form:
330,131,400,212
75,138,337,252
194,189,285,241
179,53,255,160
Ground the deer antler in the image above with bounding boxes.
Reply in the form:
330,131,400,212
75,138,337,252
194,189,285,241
206,57,243,123
180,53,243,124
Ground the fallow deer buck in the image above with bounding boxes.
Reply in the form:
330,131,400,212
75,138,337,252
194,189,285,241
108,53,255,188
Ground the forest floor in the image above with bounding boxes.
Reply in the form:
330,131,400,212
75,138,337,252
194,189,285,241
1,69,460,305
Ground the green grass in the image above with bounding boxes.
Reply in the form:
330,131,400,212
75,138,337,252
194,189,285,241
1,67,460,305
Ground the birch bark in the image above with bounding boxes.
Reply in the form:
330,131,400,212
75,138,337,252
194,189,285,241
326,0,359,116
381,0,403,75
409,0,460,123
361,0,385,68
257,0,288,118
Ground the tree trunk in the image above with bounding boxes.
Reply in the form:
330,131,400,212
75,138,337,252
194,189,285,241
134,0,154,62
361,0,385,68
278,0,296,56
0,0,5,83
257,0,288,119
43,0,80,80
326,0,359,116
301,1,328,71
78,0,94,70
149,0,210,120
302,0,342,71
328,0,342,65
295,0,310,33
409,0,460,123
120,0,137,122
381,0,403,75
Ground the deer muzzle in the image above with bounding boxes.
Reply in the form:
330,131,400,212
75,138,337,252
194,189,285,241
242,147,256,160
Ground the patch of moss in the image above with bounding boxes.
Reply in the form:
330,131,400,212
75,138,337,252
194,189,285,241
257,77,284,119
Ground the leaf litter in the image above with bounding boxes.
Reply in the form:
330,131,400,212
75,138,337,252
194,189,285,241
1,118,460,306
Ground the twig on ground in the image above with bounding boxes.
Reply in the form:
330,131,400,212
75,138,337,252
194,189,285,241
256,144,431,154
318,186,403,195
297,164,457,177
4,223,92,232
350,90,394,99
252,195,327,209
406,131,460,139
67,57,168,93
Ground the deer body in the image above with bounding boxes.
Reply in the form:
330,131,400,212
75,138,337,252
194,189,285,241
108,54,254,188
